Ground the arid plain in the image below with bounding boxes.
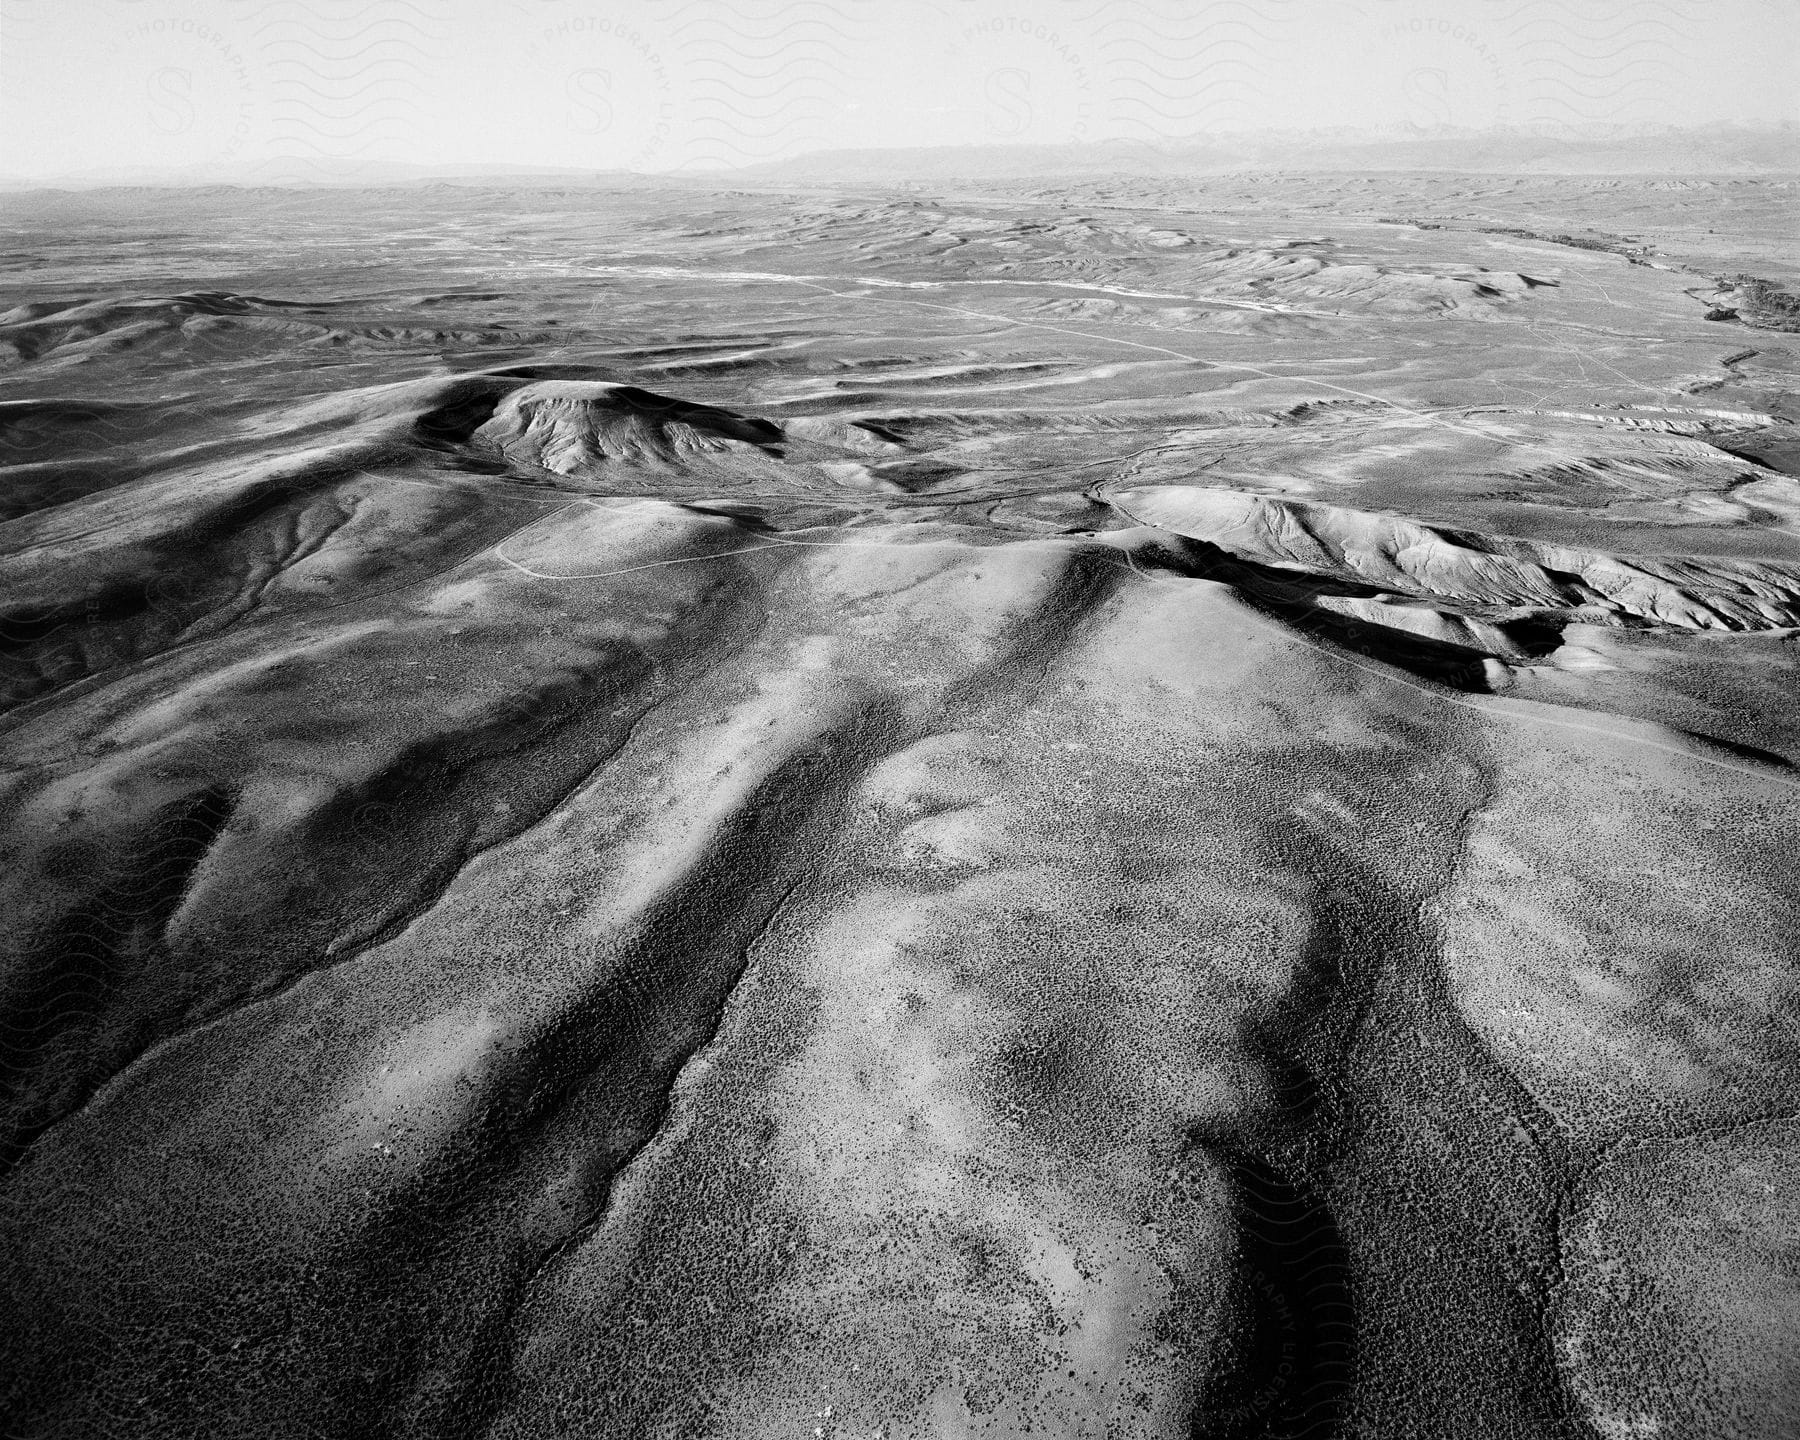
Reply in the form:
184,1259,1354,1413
2,172,1798,1438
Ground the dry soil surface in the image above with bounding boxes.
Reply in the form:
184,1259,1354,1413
2,175,1798,1439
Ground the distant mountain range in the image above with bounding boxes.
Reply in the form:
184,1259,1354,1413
754,122,1800,181
3,122,1795,191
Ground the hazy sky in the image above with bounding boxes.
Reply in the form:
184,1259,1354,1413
2,0,1795,179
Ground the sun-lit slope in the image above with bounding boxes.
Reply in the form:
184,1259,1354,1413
0,291,569,371
472,378,910,481
0,373,1792,1440
475,379,786,467
757,201,1555,319
1443,708,1800,1440
1,178,1798,1440
1113,483,1800,628
1558,1125,1800,1440
0,370,938,715
4,468,1793,1438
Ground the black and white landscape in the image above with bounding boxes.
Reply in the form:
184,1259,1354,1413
2,5,1799,1437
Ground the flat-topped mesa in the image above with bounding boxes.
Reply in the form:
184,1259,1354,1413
472,380,785,474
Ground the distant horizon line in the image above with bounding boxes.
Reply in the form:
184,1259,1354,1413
5,119,1797,192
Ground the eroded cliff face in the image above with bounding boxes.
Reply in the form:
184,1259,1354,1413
2,180,1797,1439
